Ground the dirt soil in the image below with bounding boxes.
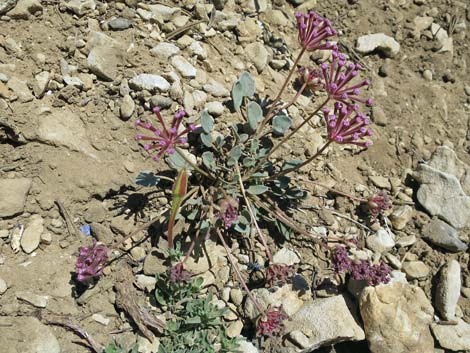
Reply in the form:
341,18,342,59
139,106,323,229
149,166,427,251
0,0,469,352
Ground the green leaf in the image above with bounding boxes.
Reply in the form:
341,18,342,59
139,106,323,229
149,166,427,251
168,151,194,171
239,71,255,97
185,317,202,324
246,184,269,195
200,110,214,133
272,113,292,135
247,101,263,130
200,132,213,147
282,159,303,170
232,80,244,111
242,157,255,167
202,151,216,170
135,171,160,187
227,145,242,166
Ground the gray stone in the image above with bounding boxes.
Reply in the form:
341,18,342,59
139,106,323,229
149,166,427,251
402,261,429,280
16,291,48,307
63,75,84,88
129,74,170,92
150,95,173,109
84,200,106,223
245,42,269,72
431,319,470,351
120,94,135,120
108,17,132,30
21,214,43,254
204,101,224,116
7,77,34,102
0,317,60,353
170,55,197,78
0,278,7,294
286,295,364,352
203,79,230,97
192,90,207,108
90,222,114,245
390,205,413,230
0,178,32,218
237,340,258,353
230,288,243,306
435,260,461,321
422,219,467,252
7,0,42,19
150,42,180,60
369,175,391,189
33,71,50,97
0,0,17,14
356,33,400,58
366,228,395,253
143,249,166,275
87,32,124,82
188,41,207,59
147,4,178,21
64,0,96,16
135,274,156,292
272,247,300,266
360,282,434,353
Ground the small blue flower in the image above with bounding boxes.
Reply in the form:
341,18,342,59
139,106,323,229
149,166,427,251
80,224,91,236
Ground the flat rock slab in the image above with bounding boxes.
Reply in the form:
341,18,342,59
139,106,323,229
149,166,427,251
432,319,470,351
0,316,60,353
0,178,32,218
285,295,365,352
422,219,467,252
360,282,434,353
356,33,400,58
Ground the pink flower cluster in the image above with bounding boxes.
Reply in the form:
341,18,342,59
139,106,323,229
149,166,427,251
135,107,197,161
296,11,374,148
75,240,109,283
266,263,295,287
218,197,239,229
170,263,192,284
366,191,392,218
256,306,289,337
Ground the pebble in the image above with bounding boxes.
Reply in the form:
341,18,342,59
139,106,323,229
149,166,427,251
150,95,173,110
366,228,395,253
204,101,224,116
272,247,301,266
396,234,416,247
0,278,7,294
356,33,400,58
63,76,84,89
372,105,388,126
402,261,430,279
226,320,243,338
435,260,461,321
369,175,391,189
7,0,42,19
0,178,32,217
432,319,470,351
150,42,180,60
0,0,17,14
84,200,106,223
87,43,122,81
129,74,170,93
7,76,34,102
40,231,52,245
130,246,146,262
135,275,157,292
120,94,135,120
92,313,110,325
170,55,197,78
244,42,269,72
203,79,230,97
108,17,132,31
237,340,259,353
421,219,467,252
189,41,207,59
390,205,413,230
64,0,95,16
230,288,243,306
423,69,433,81
143,249,166,275
16,291,48,307
21,214,44,254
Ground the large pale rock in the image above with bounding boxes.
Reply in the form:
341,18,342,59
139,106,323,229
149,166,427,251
64,0,96,16
422,219,467,252
366,228,395,253
435,260,461,321
0,316,60,353
285,295,365,352
431,319,470,351
20,214,44,254
86,31,124,81
7,77,34,102
150,42,180,60
0,178,32,218
356,33,400,58
170,55,197,78
414,146,470,228
359,282,434,353
129,74,170,92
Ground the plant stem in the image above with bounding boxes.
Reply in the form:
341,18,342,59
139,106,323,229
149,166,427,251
303,180,366,202
216,228,265,315
269,140,332,179
174,147,216,181
244,97,330,181
235,164,272,262
277,83,307,112
258,47,306,131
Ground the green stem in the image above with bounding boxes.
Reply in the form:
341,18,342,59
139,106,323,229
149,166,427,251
244,97,330,181
269,140,332,180
174,147,216,181
258,47,306,132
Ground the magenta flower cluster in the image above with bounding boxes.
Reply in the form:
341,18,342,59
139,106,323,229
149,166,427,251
266,263,295,287
366,191,392,218
295,11,374,148
170,263,192,284
218,197,239,229
75,240,109,283
256,306,289,337
332,246,391,286
135,107,196,161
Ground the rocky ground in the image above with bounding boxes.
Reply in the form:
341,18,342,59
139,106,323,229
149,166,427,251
1,0,470,352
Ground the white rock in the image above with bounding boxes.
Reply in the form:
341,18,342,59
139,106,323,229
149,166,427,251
366,228,395,253
129,74,170,92
120,94,135,120
0,0,17,15
245,42,269,72
0,278,7,295
237,340,259,353
204,101,225,116
0,178,32,217
63,75,84,88
390,205,413,230
435,260,461,321
189,41,207,59
226,320,243,338
171,55,197,78
64,0,96,16
203,79,230,97
356,33,400,58
150,42,180,60
432,319,470,351
286,295,365,352
135,274,157,292
147,4,178,21
272,247,301,266
20,214,44,254
16,291,48,307
33,71,50,97
92,313,110,326
402,261,430,280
